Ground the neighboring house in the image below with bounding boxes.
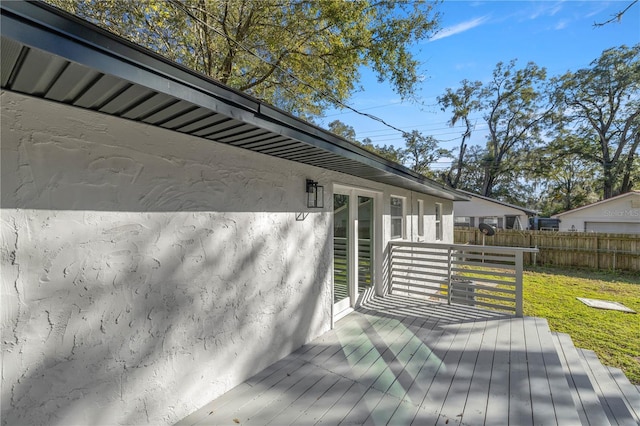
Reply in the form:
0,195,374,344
552,191,640,234
0,3,468,425
453,190,538,230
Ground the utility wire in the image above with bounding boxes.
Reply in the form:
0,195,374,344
167,0,413,137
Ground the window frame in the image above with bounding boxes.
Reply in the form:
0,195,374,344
454,216,471,228
390,196,405,240
417,199,425,237
435,202,443,241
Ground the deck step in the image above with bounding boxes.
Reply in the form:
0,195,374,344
606,366,640,424
552,332,611,426
578,348,639,426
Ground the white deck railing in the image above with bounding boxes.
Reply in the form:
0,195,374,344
389,241,539,317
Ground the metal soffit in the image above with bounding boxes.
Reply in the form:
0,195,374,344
1,1,468,202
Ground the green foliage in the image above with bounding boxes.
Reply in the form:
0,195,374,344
437,60,553,198
523,267,640,384
360,141,405,164
46,0,439,118
479,60,553,197
437,79,482,188
531,136,601,215
327,120,357,142
555,44,640,199
402,130,450,178
438,45,639,211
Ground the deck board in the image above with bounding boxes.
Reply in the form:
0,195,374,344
509,318,534,426
524,316,557,425
606,366,640,424
484,318,512,425
579,348,638,425
180,295,610,426
435,319,486,424
292,377,354,424
552,332,610,425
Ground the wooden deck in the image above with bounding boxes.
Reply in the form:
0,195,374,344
177,295,639,426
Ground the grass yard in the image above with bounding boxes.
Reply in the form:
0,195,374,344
522,266,640,384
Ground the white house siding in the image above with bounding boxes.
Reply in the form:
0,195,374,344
0,91,453,425
454,196,529,230
553,192,640,234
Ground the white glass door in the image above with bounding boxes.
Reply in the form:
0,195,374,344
333,192,351,315
333,188,377,319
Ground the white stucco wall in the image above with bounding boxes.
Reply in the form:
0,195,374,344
1,91,455,425
1,91,338,425
552,193,640,233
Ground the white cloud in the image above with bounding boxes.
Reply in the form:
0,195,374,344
430,16,490,42
555,20,568,30
529,2,564,20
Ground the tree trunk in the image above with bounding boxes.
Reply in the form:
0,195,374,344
602,162,614,199
481,169,495,197
619,132,639,194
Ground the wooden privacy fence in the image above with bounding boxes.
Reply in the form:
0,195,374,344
389,241,538,317
454,229,640,272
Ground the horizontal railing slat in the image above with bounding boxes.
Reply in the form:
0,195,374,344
389,241,535,316
451,260,517,270
450,267,516,278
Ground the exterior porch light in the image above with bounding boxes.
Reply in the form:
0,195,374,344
306,179,324,208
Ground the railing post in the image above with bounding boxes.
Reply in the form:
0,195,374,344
447,246,452,306
515,251,523,317
388,243,393,295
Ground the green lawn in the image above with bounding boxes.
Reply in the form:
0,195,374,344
523,267,640,384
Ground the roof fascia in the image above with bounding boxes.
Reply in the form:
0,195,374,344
553,191,640,217
1,1,469,201
456,190,538,215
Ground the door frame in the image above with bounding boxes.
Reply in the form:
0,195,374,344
332,184,382,322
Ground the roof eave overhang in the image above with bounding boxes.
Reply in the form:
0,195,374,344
456,190,537,215
1,1,469,202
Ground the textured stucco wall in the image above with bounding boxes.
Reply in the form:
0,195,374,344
1,91,334,425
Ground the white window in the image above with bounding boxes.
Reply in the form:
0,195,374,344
480,216,498,227
417,200,424,237
390,196,404,239
435,203,443,240
454,216,471,227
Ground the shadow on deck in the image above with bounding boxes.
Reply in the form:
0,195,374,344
177,295,639,426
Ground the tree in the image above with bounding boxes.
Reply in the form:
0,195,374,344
327,120,357,142
437,79,482,188
478,60,554,197
556,44,640,199
360,140,405,164
402,131,450,178
438,61,553,197
531,140,600,215
47,0,440,118
451,144,487,193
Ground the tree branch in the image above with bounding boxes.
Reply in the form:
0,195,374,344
594,0,638,27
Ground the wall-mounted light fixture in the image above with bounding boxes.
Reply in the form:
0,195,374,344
306,179,324,208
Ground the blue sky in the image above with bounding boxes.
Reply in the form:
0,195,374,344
319,1,640,168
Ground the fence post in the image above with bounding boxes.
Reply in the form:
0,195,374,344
613,248,617,271
515,251,524,317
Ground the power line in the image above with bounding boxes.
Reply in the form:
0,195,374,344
355,120,488,137
167,0,412,137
